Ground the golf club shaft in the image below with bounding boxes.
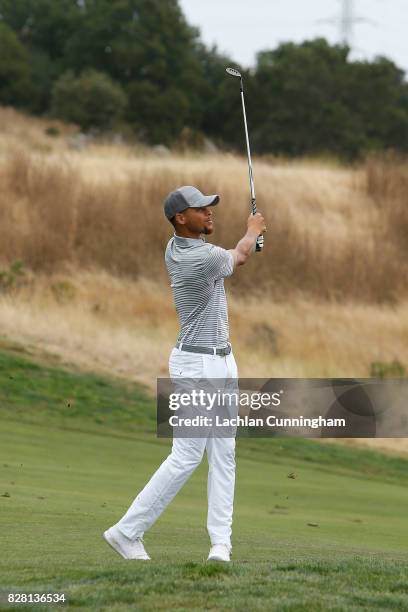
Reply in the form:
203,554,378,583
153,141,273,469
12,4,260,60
239,80,263,252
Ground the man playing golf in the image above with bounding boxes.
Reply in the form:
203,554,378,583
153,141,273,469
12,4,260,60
103,186,266,562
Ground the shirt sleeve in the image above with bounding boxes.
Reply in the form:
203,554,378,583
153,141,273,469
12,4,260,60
202,245,234,280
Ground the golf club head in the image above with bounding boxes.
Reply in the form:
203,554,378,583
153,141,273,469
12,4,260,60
226,67,241,78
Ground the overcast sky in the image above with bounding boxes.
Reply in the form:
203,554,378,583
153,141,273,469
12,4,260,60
178,0,408,76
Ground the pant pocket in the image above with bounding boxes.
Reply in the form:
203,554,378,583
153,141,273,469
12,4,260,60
202,354,228,379
169,352,204,378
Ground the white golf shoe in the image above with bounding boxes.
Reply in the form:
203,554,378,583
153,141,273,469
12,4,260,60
207,544,231,562
103,525,150,560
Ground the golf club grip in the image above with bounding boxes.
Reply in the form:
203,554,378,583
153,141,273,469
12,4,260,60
251,198,264,252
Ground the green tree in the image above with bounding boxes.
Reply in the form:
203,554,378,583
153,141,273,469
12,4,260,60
51,69,127,130
0,0,79,60
0,0,80,111
0,21,32,107
195,44,245,149
27,48,56,113
250,39,361,158
127,80,190,144
345,57,408,153
249,39,408,159
62,0,205,142
2,0,408,157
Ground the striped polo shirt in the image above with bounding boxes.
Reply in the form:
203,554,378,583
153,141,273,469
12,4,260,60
165,235,234,348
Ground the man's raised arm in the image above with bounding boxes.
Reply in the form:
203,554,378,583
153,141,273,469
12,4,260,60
229,212,266,267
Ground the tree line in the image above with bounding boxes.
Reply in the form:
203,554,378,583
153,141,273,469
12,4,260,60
1,0,407,159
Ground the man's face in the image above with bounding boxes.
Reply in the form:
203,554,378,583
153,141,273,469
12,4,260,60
176,206,214,235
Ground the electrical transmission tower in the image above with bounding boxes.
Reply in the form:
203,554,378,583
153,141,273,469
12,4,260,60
320,0,374,49
340,0,354,45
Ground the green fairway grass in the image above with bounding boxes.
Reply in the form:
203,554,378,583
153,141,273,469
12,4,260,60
0,344,407,611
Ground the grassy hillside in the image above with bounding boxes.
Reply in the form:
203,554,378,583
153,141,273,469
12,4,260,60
1,348,407,610
0,105,407,453
1,271,408,405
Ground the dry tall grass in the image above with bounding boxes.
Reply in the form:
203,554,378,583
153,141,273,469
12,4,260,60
365,154,408,257
1,268,408,386
0,106,76,157
1,142,407,302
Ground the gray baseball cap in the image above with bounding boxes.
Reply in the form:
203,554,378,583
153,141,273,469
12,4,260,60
164,186,220,220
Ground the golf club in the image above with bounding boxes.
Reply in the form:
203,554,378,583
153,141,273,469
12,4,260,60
226,67,264,252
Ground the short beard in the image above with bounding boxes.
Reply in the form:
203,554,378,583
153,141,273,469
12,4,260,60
202,226,213,235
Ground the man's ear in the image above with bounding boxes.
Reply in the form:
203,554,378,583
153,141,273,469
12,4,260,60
175,212,186,226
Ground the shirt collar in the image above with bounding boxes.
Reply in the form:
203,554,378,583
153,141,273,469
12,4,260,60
173,233,206,247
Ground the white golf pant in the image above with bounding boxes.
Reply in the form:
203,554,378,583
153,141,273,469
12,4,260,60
116,347,238,549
